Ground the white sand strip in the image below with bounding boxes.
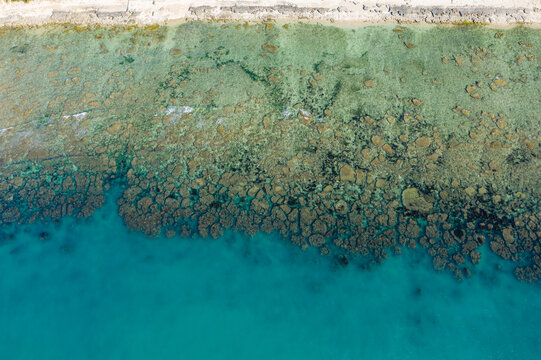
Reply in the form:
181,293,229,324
0,0,540,26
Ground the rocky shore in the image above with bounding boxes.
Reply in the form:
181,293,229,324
0,0,540,27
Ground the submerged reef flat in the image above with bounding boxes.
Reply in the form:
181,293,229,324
0,23,540,282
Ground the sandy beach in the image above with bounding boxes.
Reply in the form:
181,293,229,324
0,0,540,26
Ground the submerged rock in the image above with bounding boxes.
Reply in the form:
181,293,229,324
402,188,433,213
340,165,355,183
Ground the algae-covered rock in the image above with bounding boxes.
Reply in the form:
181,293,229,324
340,165,355,183
402,187,433,213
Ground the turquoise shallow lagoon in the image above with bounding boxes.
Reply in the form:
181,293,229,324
1,187,540,359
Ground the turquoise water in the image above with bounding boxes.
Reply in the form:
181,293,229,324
1,186,540,359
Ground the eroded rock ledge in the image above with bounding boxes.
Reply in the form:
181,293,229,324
0,0,540,26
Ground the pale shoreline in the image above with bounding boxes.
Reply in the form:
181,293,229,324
1,0,540,27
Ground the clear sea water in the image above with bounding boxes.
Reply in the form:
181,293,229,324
1,186,540,359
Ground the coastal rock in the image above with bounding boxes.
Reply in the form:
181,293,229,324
364,80,375,88
470,249,481,264
402,188,433,213
415,136,431,148
340,165,355,183
2,206,20,223
502,228,514,243
334,200,349,215
309,234,325,247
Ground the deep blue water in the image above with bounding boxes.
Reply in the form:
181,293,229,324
0,188,540,360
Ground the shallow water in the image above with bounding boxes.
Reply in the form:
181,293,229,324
0,186,540,359
1,23,540,278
